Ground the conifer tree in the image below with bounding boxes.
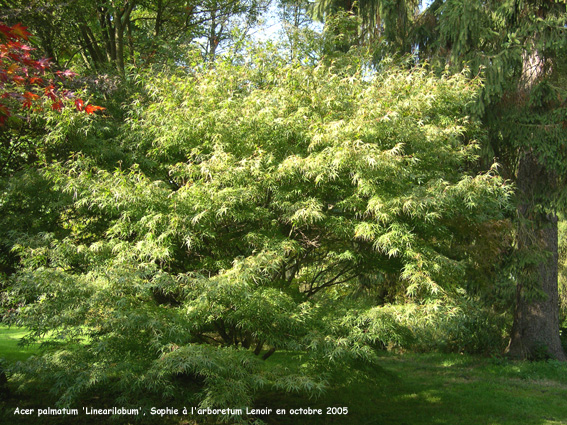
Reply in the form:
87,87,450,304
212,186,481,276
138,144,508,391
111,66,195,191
434,0,567,361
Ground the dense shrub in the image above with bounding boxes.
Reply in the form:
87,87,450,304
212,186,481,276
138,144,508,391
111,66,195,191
4,48,510,414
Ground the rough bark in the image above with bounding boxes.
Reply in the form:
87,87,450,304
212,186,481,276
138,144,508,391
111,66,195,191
506,151,566,361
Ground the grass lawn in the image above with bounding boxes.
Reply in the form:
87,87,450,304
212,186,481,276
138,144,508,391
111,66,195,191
252,353,567,425
0,326,41,363
1,326,567,424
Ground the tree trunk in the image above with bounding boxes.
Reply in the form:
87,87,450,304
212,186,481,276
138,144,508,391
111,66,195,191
506,151,566,361
106,10,117,63
155,0,163,37
115,16,125,74
112,2,135,74
78,22,105,69
208,10,218,61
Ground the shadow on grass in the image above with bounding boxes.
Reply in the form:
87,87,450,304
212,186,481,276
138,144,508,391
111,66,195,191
252,354,567,425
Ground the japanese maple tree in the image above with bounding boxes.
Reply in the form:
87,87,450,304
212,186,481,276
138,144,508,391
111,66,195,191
0,22,103,125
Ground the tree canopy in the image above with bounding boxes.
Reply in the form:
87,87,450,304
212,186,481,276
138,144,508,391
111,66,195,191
0,0,269,71
2,44,511,409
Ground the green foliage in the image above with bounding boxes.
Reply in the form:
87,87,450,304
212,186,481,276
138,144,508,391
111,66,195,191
4,48,512,412
276,0,322,63
377,295,509,354
419,0,567,360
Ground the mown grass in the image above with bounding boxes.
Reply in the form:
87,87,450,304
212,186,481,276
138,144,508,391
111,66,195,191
0,326,41,363
253,352,567,425
1,326,567,425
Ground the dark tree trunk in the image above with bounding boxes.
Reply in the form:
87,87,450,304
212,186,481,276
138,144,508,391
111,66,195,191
98,6,113,63
155,0,163,37
77,22,105,69
506,151,566,361
207,10,219,61
262,347,276,360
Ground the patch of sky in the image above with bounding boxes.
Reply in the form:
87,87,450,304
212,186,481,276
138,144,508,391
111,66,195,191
250,1,323,43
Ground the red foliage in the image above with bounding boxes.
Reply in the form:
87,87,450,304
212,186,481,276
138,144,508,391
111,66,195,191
4,23,31,41
74,99,84,111
0,23,104,125
85,104,104,114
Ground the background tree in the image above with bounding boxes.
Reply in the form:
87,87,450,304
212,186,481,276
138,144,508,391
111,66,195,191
0,0,269,72
276,0,320,62
434,0,567,361
0,22,104,173
312,0,422,55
